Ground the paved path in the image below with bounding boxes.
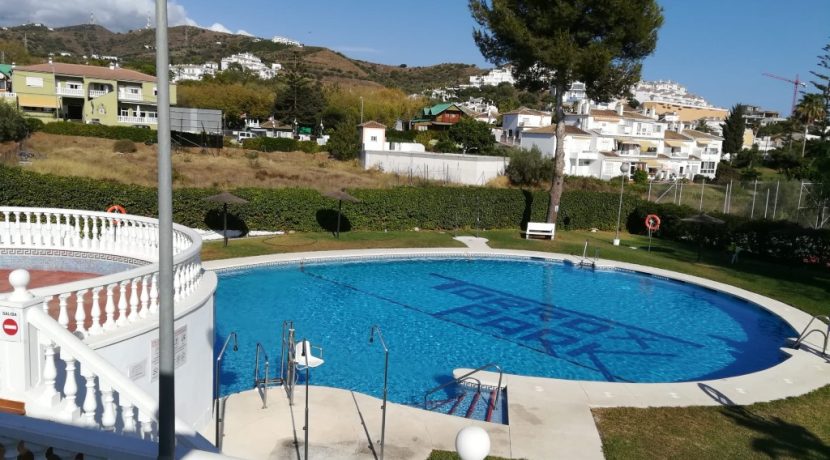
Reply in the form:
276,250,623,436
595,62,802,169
452,236,491,250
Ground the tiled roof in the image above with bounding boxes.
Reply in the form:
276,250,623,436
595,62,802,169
15,62,158,82
591,109,655,121
524,125,591,136
261,120,292,130
358,121,387,129
503,106,551,116
663,130,693,140
682,129,722,140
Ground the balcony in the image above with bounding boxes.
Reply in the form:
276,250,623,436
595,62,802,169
56,86,84,97
118,115,157,124
118,91,143,101
88,89,110,98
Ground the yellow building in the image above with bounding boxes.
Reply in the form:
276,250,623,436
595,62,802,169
642,101,728,123
10,62,176,129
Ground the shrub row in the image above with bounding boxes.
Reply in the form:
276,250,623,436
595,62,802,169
0,166,637,233
41,122,158,143
628,202,830,267
242,137,319,153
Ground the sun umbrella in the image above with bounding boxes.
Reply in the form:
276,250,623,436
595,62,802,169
324,189,361,239
204,191,249,247
681,213,725,261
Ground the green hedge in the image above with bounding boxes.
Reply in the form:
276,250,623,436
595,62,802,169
41,122,157,143
627,202,830,267
242,137,298,152
0,166,637,233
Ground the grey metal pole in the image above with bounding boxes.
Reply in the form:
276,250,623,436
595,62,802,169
155,1,175,459
303,339,309,460
772,180,780,219
369,326,389,460
699,178,705,212
751,180,758,219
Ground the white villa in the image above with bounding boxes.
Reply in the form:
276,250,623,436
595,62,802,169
518,102,724,180
469,66,515,87
501,107,553,144
219,53,281,80
170,62,218,83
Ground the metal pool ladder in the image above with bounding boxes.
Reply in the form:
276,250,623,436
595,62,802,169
424,363,503,415
793,315,830,356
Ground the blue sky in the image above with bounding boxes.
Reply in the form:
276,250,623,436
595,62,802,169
172,0,830,116
4,0,829,115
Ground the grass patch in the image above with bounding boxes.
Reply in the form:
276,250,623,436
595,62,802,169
201,230,465,261
594,385,830,459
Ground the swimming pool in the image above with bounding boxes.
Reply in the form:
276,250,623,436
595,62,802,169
215,256,796,406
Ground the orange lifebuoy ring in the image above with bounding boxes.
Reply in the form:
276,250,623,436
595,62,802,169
645,214,661,232
106,204,127,215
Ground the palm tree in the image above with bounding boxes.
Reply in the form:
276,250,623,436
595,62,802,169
795,93,827,157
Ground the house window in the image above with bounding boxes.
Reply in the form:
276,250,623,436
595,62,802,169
701,161,716,174
25,76,44,87
370,136,377,141
67,82,82,90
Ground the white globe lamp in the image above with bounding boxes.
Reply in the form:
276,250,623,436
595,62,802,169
455,426,491,460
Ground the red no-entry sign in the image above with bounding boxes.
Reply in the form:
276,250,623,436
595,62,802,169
2,318,18,336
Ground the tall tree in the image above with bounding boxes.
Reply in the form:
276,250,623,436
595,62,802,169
470,0,663,225
795,93,826,157
721,104,746,158
809,41,830,140
273,52,325,125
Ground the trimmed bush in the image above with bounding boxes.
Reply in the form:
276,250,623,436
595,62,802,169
41,122,157,143
242,137,298,152
0,104,28,142
24,117,44,134
0,165,637,233
113,139,137,153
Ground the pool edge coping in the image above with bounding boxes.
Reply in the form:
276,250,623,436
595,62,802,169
204,247,830,409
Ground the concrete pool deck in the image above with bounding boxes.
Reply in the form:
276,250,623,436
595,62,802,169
204,248,830,459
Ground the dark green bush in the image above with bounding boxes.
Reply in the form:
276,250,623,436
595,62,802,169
242,137,298,152
297,141,319,153
505,147,551,185
24,117,44,134
113,139,137,153
0,104,28,142
632,169,648,184
41,121,157,143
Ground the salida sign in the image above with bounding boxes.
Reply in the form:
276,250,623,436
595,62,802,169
0,308,22,342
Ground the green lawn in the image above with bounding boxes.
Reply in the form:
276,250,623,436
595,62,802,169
201,228,830,459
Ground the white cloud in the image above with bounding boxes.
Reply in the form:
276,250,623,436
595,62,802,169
208,23,232,34
0,0,193,31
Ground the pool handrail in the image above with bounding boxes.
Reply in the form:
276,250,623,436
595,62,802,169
253,342,270,408
214,331,238,450
424,363,503,414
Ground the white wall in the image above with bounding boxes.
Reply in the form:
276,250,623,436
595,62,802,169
87,272,217,431
362,150,508,185
360,127,386,151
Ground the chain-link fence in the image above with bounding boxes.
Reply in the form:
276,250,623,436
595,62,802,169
644,180,828,228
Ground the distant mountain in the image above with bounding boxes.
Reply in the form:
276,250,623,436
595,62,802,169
0,23,484,94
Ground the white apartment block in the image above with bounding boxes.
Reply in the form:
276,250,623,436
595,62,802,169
469,66,516,87
633,80,714,108
220,52,280,80
518,102,723,181
170,62,218,82
502,107,553,142
272,36,302,46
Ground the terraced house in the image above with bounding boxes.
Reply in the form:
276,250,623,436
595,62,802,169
9,62,176,129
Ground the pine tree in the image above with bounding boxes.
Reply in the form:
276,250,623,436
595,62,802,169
721,104,746,157
809,41,830,140
273,52,325,125
470,0,663,225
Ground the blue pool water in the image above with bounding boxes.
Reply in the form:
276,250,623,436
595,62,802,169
215,257,796,406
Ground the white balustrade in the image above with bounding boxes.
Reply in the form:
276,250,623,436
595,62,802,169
0,207,204,339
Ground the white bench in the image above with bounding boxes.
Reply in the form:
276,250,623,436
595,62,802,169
525,222,556,240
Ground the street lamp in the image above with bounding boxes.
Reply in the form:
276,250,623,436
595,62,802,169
613,162,630,246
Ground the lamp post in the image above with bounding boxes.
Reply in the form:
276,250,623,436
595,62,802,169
613,162,630,246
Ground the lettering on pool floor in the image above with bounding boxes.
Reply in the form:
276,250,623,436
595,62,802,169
430,274,704,382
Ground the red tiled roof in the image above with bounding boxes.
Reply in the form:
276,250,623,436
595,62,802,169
16,62,158,83
663,130,693,140
503,106,551,116
682,129,722,140
358,121,386,129
524,124,591,136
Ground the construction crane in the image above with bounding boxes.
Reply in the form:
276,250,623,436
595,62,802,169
762,73,807,116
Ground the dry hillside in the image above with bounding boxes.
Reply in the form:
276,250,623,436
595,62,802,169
15,133,407,190
0,24,484,93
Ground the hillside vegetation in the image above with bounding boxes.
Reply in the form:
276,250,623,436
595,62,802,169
0,24,483,94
